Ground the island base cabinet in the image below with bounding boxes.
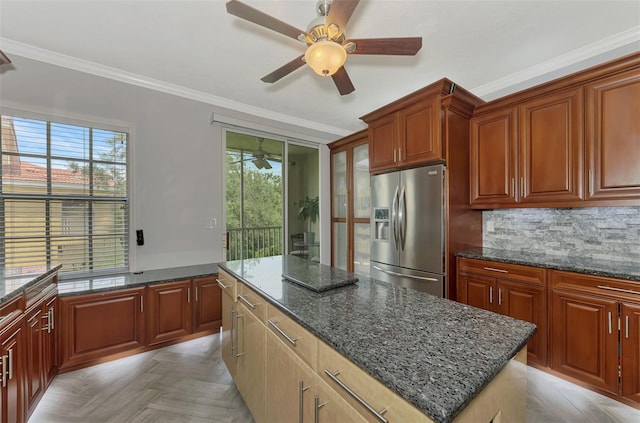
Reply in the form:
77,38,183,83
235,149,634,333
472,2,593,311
236,302,265,423
265,331,316,423
59,288,146,371
219,279,237,380
313,376,368,423
622,302,640,403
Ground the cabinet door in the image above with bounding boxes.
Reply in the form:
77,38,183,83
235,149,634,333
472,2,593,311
400,96,442,165
585,69,640,200
147,281,192,346
551,290,618,393
220,288,236,379
193,277,222,333
25,308,44,413
498,280,547,366
519,87,584,203
42,295,57,386
368,114,397,172
265,331,315,423
458,273,496,312
60,288,145,369
1,320,25,423
313,377,368,423
470,108,518,206
236,303,266,423
622,302,640,402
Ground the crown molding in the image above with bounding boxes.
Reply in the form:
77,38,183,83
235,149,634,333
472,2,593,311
0,38,351,139
471,26,640,98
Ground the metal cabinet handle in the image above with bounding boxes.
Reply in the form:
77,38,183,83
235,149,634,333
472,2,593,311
235,313,244,357
489,286,494,304
511,178,515,198
597,285,640,296
589,169,593,196
626,315,630,339
520,177,525,196
393,149,396,163
141,296,144,313
608,312,613,335
498,288,503,306
230,307,236,353
42,312,50,332
372,265,439,282
299,380,310,423
324,369,388,423
1,355,6,388
483,266,508,274
49,308,54,331
268,319,299,346
238,294,257,309
187,288,191,303
398,148,402,161
195,287,199,302
216,278,230,290
7,349,13,381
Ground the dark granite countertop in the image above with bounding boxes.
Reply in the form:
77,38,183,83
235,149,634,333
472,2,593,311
0,264,63,305
221,255,535,423
456,247,640,282
56,263,222,297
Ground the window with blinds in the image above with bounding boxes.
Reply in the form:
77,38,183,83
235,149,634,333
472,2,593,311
1,115,128,275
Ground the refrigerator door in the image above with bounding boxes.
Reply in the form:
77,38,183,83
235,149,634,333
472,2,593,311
371,171,400,267
371,262,444,297
399,165,445,274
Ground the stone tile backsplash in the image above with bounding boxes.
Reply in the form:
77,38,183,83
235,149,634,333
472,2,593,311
483,207,640,263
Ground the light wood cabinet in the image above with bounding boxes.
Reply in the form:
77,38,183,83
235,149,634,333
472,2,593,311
0,314,25,423
218,269,238,379
236,301,266,423
457,258,547,366
585,68,640,201
192,277,222,332
146,280,192,346
59,288,146,371
313,376,368,423
328,130,371,275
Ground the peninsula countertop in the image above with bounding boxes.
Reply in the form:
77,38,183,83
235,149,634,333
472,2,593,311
0,264,62,305
456,247,640,282
220,255,536,423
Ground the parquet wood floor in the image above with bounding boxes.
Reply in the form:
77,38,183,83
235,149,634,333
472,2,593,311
30,334,639,422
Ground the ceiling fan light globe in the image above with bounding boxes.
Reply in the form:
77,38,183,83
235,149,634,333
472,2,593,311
305,40,346,77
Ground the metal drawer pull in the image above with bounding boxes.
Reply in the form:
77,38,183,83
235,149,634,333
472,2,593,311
483,267,508,274
626,315,630,339
50,308,54,331
42,312,50,332
141,296,144,313
238,294,257,309
489,286,493,304
1,355,6,388
195,287,199,302
216,278,230,290
187,288,191,303
268,319,299,346
498,288,503,306
299,380,310,423
314,395,328,423
608,312,612,335
324,369,389,423
597,285,640,296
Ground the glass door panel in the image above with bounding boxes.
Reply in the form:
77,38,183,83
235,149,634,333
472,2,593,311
333,222,347,270
287,144,319,259
353,145,370,219
354,223,370,276
332,151,347,219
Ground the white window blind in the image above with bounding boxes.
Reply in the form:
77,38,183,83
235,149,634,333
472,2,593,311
1,115,128,275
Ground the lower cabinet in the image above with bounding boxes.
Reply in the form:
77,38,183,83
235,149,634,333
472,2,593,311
59,288,146,370
621,302,640,402
313,376,368,423
236,301,266,423
25,306,44,415
0,314,25,423
42,295,57,387
146,281,192,346
192,277,222,332
457,258,548,366
218,269,237,379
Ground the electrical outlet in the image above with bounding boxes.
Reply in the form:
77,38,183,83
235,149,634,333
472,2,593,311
207,218,217,229
486,220,495,232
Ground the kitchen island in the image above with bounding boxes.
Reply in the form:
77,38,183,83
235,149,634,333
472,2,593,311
220,255,536,423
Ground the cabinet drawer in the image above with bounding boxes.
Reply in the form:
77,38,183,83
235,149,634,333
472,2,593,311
551,270,640,302
217,268,237,301
266,304,317,371
317,341,428,423
237,282,267,323
458,258,546,286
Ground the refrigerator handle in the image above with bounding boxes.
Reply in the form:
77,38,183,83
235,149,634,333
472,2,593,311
398,185,406,251
392,185,400,249
372,265,439,282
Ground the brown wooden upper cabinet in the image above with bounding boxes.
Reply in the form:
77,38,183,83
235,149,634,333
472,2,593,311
362,79,463,174
470,52,640,209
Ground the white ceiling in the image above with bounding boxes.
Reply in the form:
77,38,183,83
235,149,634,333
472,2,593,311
1,1,639,139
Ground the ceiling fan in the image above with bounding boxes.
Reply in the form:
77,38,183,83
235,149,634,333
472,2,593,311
233,138,281,170
226,0,422,95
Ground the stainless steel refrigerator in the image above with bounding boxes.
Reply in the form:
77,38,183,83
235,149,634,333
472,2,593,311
370,164,446,296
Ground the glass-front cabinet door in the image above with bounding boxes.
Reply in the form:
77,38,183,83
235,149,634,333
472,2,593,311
329,130,370,275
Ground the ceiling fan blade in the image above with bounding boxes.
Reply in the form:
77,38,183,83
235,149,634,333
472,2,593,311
261,54,306,83
226,0,305,41
331,67,355,96
345,37,422,55
0,50,11,65
326,0,360,36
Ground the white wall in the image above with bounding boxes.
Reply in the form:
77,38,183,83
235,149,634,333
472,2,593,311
0,56,336,270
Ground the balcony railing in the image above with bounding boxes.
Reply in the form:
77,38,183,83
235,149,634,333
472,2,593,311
227,226,283,261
